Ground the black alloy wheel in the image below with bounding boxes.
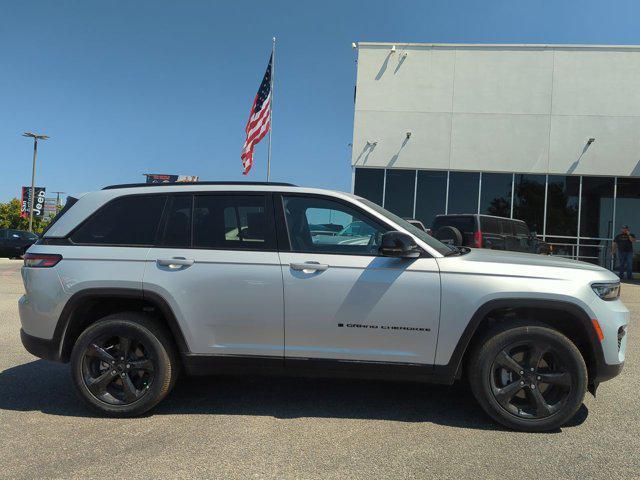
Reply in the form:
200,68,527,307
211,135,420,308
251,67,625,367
490,341,572,419
469,323,587,432
70,313,177,417
82,334,155,405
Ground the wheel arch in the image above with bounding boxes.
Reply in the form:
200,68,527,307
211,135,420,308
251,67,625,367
439,298,605,389
55,288,189,362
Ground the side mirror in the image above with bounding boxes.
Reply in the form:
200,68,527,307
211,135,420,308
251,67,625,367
379,231,421,258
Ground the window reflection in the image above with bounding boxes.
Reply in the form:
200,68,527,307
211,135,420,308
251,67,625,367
354,168,385,206
415,170,447,227
579,239,613,268
513,174,545,234
546,176,579,237
384,169,416,219
615,178,640,237
614,178,640,270
481,173,512,217
350,168,640,270
580,177,614,238
448,172,479,215
545,236,577,258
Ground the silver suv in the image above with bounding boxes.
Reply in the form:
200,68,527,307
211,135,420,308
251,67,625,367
19,182,628,431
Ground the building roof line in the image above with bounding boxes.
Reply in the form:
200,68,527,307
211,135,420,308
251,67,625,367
355,42,640,50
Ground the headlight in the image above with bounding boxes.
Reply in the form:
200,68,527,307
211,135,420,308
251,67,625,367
591,283,620,301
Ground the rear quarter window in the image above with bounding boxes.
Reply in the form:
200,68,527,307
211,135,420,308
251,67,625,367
432,216,476,233
499,220,514,235
70,195,166,246
514,222,530,236
480,217,500,234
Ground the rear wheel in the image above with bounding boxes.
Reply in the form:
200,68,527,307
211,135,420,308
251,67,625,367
70,312,178,417
468,324,587,432
434,226,463,246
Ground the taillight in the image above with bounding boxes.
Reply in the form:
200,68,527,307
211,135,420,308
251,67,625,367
474,230,482,248
23,253,62,268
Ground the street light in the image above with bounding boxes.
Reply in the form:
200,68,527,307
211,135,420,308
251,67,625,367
22,132,50,232
51,191,66,208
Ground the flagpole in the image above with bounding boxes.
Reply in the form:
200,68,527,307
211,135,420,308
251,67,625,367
267,36,275,182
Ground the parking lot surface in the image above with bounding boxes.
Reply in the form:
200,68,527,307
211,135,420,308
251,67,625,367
0,257,638,479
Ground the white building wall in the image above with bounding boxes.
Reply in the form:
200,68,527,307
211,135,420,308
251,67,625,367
352,43,640,177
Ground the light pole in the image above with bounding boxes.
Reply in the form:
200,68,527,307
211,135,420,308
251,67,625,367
22,132,50,232
51,191,65,208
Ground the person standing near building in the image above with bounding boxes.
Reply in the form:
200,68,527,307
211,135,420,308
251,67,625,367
613,225,636,280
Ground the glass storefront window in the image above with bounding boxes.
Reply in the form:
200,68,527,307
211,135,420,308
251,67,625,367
579,239,613,267
513,174,545,234
384,169,416,219
614,178,640,272
546,176,579,237
480,173,512,217
580,177,614,238
351,169,640,270
448,172,479,215
415,170,447,228
545,236,577,258
354,168,385,206
615,178,640,238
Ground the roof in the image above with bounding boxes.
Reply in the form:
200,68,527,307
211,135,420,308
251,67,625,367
103,181,295,190
355,42,640,50
435,213,526,222
43,183,359,238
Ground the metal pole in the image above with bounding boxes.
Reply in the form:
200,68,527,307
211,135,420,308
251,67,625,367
266,37,275,182
28,138,38,232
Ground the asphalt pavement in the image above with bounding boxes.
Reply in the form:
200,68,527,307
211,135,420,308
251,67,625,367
0,257,638,479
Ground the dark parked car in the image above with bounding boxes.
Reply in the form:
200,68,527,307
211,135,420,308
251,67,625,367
0,228,38,258
405,219,427,231
431,214,550,254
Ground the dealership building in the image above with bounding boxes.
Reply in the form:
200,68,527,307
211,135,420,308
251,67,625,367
351,42,640,268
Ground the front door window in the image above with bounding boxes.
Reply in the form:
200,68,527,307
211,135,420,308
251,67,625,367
282,196,387,256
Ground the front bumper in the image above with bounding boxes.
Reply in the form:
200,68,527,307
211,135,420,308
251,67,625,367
20,329,60,362
594,361,624,383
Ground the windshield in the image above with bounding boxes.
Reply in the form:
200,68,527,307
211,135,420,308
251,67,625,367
358,198,453,255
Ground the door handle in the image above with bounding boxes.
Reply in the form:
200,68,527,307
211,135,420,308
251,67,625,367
290,262,329,272
157,257,195,269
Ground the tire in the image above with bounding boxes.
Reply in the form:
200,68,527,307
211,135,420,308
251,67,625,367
434,226,463,246
70,312,178,417
468,323,587,432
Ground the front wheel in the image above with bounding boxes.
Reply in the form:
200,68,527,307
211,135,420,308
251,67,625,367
468,324,587,432
70,312,178,417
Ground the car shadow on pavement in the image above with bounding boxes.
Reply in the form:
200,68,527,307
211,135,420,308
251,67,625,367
0,360,588,432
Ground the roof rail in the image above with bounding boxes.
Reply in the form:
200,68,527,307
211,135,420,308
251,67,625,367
102,181,297,190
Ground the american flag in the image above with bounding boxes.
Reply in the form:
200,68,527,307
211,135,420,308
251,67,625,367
241,54,272,175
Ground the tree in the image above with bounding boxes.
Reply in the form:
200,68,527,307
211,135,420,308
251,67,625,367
0,198,55,234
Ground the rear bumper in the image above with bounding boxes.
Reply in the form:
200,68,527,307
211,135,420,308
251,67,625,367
20,329,60,362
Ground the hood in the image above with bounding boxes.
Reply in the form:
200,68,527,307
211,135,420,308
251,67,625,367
438,248,617,279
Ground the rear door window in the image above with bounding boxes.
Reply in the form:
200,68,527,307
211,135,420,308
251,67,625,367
160,195,192,247
193,195,275,250
71,195,166,246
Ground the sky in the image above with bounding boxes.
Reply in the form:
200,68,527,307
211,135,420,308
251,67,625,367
1,0,640,202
